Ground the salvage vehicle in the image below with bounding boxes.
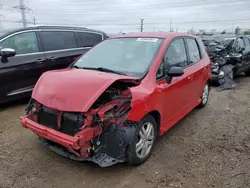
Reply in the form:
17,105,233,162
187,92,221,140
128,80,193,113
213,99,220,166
0,25,107,103
204,35,250,90
20,32,211,167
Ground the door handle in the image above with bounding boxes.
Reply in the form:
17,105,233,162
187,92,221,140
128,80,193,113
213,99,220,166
35,58,44,63
187,76,191,80
50,56,57,61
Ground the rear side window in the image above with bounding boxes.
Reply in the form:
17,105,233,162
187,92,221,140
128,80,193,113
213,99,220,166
186,38,201,64
0,32,39,55
74,32,103,47
196,38,206,57
40,31,77,51
243,37,250,47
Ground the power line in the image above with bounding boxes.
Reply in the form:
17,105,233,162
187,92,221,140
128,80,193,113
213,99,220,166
2,17,250,24
22,4,250,15
12,0,33,28
2,18,249,26
2,0,250,15
51,0,250,11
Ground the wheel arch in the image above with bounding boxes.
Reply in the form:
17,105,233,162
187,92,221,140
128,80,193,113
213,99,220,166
146,110,161,136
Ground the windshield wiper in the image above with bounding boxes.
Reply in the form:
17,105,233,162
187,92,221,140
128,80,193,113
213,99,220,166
72,65,82,69
81,67,127,75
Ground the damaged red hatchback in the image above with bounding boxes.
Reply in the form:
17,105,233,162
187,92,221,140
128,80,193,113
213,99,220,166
20,32,211,167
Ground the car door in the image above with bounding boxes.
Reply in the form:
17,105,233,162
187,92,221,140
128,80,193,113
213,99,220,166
156,38,192,130
0,31,46,103
184,37,205,104
234,37,248,72
242,37,250,69
39,30,85,73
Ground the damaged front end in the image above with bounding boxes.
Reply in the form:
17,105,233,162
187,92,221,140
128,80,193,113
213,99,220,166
20,81,139,167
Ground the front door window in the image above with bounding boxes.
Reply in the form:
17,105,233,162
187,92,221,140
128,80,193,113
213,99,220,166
0,32,39,55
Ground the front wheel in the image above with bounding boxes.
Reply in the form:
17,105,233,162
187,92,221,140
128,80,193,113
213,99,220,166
198,82,209,108
126,114,157,166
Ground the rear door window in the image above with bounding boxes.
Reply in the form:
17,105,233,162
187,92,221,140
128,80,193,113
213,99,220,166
0,32,39,55
74,32,103,47
186,38,201,64
40,31,77,51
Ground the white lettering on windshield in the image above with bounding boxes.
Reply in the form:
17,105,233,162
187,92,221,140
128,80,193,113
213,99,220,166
136,38,158,42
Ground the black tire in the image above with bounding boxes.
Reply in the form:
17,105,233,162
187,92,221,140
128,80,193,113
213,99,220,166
126,114,157,166
198,82,209,108
245,69,250,76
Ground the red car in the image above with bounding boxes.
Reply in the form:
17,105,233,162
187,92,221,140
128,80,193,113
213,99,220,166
20,32,211,167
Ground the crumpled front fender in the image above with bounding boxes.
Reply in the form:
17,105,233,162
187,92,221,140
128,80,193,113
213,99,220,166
126,84,159,122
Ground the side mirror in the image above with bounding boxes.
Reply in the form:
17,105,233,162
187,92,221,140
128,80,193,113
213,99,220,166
0,48,16,58
167,66,184,77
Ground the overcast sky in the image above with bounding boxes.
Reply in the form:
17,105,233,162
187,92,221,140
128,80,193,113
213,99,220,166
0,0,250,33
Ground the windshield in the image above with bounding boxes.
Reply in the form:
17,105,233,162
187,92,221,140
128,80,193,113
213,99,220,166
223,38,235,47
73,37,163,77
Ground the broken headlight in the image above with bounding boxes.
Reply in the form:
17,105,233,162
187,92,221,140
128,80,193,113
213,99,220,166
26,99,37,114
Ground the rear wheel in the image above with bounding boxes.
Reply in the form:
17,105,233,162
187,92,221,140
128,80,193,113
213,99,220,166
198,82,209,108
245,69,250,76
126,114,157,166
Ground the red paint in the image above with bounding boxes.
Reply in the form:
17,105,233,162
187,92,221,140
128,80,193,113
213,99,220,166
21,32,211,158
32,68,138,112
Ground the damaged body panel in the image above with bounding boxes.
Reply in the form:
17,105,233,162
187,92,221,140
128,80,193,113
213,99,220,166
31,68,139,112
203,35,250,91
21,71,140,167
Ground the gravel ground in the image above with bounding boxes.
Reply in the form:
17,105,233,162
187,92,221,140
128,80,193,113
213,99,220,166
0,78,250,188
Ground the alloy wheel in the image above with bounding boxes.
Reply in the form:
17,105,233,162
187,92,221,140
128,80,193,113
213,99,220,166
135,122,155,159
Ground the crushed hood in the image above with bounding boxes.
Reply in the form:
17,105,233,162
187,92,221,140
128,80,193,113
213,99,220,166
32,68,138,112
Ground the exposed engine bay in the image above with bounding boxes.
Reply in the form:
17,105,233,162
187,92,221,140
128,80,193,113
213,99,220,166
24,80,139,167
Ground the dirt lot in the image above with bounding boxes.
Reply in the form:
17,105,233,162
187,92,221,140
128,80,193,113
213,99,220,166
1,78,250,188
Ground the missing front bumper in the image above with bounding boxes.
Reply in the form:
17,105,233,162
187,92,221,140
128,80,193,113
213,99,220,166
39,137,124,167
20,116,137,167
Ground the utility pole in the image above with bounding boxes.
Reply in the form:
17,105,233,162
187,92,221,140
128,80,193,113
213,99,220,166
13,0,33,28
140,18,144,32
33,16,36,25
170,18,172,32
0,5,3,29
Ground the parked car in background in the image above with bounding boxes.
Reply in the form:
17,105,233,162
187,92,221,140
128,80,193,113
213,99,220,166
203,35,250,90
20,32,211,167
0,25,108,103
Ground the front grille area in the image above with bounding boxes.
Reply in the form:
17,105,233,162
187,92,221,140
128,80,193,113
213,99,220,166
37,105,84,136
38,106,59,131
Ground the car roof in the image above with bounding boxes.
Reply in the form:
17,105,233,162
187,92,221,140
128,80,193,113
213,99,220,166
110,32,193,39
0,25,107,39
